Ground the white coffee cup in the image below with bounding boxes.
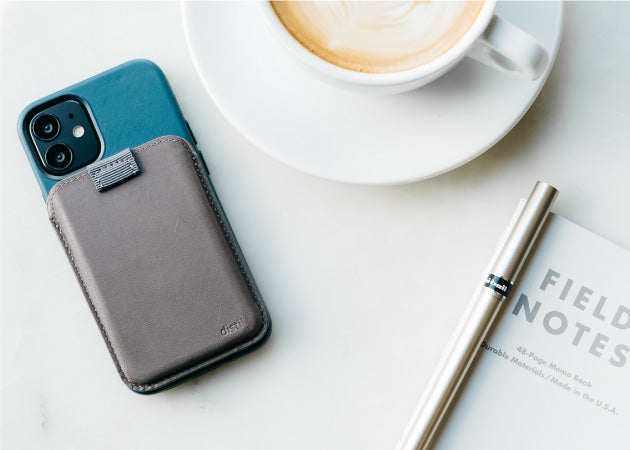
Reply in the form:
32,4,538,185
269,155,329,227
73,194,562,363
260,1,549,94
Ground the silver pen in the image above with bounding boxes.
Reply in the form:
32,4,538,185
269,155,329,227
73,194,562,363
398,181,559,450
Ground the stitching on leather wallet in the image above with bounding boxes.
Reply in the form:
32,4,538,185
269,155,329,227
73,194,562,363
184,149,267,319
50,216,130,386
48,137,268,392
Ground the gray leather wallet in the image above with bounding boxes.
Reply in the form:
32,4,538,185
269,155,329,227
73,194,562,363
47,136,270,393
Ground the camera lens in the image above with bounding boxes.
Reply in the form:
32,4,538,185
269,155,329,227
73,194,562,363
45,143,73,171
32,114,60,141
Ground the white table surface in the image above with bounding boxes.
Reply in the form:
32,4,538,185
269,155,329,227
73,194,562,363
1,2,629,449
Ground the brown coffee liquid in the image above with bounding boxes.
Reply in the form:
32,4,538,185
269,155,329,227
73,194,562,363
271,1,484,74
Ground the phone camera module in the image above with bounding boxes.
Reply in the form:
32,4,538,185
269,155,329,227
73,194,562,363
26,98,101,176
32,114,61,141
45,143,73,171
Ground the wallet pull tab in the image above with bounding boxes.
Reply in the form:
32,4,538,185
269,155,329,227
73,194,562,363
87,148,140,192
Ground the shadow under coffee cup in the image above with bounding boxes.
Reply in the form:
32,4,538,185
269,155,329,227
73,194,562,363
260,1,549,94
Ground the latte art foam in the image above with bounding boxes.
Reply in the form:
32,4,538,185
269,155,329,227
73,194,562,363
271,1,485,73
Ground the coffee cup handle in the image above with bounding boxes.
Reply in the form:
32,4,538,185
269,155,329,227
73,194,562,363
467,15,549,80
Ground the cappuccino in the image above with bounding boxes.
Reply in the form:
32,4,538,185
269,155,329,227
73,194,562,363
271,1,484,74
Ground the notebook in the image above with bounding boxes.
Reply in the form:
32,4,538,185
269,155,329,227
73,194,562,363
433,209,629,449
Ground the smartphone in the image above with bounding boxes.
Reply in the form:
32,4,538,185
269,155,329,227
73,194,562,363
18,60,270,393
18,59,200,198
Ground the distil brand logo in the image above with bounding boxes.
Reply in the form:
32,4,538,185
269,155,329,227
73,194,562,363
220,317,245,337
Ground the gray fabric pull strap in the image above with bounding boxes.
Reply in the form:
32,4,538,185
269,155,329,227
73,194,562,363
87,148,140,192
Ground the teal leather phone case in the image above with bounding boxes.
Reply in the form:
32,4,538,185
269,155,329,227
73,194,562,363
18,59,196,197
18,61,271,393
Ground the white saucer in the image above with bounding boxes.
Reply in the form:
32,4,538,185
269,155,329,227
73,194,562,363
182,2,563,185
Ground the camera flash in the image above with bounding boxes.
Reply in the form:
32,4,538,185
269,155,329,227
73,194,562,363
72,125,85,138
